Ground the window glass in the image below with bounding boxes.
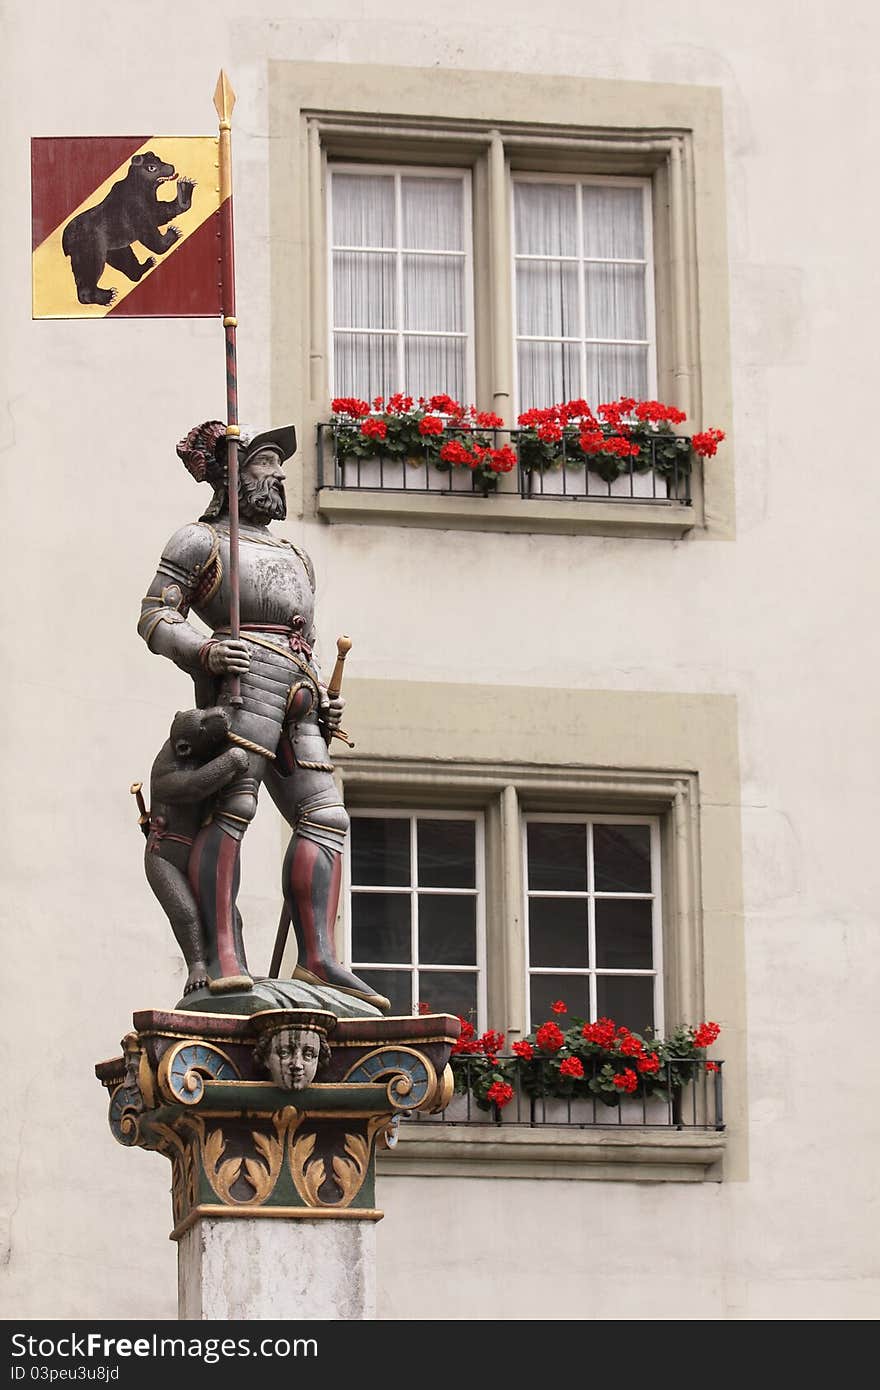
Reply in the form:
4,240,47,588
348,812,483,1025
330,167,472,403
514,177,653,413
417,818,476,888
525,816,660,1033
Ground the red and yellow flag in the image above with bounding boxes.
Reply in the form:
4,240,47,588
31,136,222,318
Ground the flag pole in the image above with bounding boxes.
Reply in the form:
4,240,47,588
214,70,242,706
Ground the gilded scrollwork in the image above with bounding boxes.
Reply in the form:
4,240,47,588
157,1040,240,1106
288,1113,389,1209
151,1120,201,1228
97,1010,460,1234
202,1111,287,1207
108,1082,144,1147
341,1046,439,1111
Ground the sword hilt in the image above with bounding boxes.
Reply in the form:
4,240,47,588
130,781,151,838
326,635,354,746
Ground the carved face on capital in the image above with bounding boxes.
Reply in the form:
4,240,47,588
239,446,287,522
261,1027,325,1091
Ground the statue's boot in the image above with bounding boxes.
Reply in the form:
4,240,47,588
188,820,254,992
282,805,390,1013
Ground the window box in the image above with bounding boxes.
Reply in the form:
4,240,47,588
527,462,660,500
338,453,482,494
318,418,702,507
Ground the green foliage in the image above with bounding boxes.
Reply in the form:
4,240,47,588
449,1014,721,1115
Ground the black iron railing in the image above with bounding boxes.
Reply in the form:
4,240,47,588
317,422,693,504
407,1055,723,1130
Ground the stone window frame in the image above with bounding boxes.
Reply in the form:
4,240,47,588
328,677,744,1184
338,756,724,1182
269,60,734,540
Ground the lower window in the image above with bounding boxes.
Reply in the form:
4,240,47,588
344,810,486,1019
525,814,662,1033
344,805,663,1036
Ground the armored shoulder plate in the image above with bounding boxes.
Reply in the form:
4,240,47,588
157,522,219,591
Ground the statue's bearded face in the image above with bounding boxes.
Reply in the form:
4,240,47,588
239,447,287,522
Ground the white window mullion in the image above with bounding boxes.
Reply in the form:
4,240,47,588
586,821,597,1022
394,172,405,396
410,814,419,1014
650,818,664,1035
576,181,587,408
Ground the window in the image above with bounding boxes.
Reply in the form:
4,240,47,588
276,65,733,537
345,805,661,1037
329,165,474,403
525,815,662,1032
513,176,655,412
346,810,486,1019
330,670,742,1180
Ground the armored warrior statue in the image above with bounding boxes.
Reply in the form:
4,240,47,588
138,420,388,1012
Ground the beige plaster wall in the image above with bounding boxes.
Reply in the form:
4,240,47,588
2,1,878,1322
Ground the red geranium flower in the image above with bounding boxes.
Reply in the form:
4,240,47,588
439,439,477,467
418,415,444,436
512,1040,534,1060
619,1035,645,1058
475,411,504,428
535,1021,565,1054
563,398,594,420
360,418,387,441
486,1080,514,1108
331,396,370,417
692,1021,722,1049
578,429,606,454
427,393,463,416
612,1068,638,1094
451,1017,481,1055
706,1061,720,1073
559,1056,584,1079
479,1029,506,1057
691,428,725,458
582,1018,616,1048
637,1052,661,1075
550,1000,567,1015
487,444,517,473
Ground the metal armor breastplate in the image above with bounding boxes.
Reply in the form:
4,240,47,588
194,529,315,634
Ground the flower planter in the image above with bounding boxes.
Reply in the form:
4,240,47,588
528,1095,598,1125
528,464,660,500
339,455,404,490
618,1093,676,1125
338,455,484,493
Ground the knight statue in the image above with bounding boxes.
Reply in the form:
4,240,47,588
137,419,388,1015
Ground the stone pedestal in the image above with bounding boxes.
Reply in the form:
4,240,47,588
178,1216,377,1320
95,1007,458,1320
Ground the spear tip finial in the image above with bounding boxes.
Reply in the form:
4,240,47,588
213,70,237,123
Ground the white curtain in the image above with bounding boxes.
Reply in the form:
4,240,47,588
514,180,649,411
331,170,468,402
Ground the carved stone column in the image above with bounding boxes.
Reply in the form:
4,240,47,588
96,1009,458,1320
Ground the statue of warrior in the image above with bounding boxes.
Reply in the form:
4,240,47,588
138,420,388,1013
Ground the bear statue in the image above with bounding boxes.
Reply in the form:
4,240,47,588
143,706,248,996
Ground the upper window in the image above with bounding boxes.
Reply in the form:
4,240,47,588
295,82,731,537
329,165,474,404
513,176,656,413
